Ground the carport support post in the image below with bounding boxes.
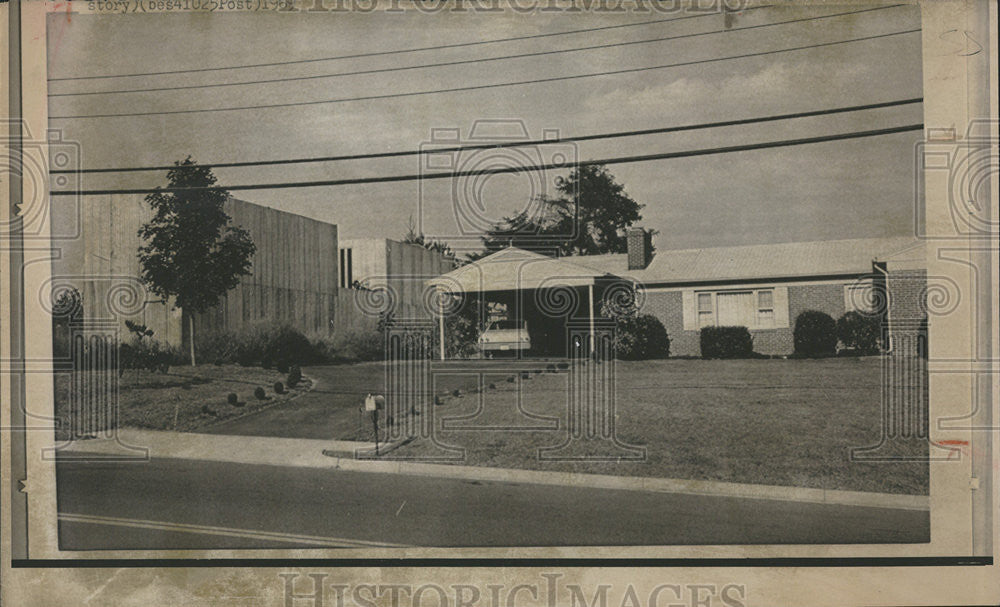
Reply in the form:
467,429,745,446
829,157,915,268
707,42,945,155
588,284,595,355
438,289,446,361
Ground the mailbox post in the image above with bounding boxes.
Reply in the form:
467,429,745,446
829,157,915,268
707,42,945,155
364,393,385,455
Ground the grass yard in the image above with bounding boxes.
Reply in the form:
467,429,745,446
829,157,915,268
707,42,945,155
54,356,929,495
395,357,930,495
200,361,484,441
53,364,312,439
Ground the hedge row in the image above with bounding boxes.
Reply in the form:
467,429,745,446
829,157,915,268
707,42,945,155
698,310,885,358
699,326,754,359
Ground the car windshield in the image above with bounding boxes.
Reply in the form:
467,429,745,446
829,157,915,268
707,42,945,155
489,320,525,331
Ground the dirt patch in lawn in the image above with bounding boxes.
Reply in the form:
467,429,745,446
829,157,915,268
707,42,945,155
393,357,930,495
53,364,313,439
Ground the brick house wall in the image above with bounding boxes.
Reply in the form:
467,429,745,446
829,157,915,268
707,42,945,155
641,281,857,357
885,268,928,355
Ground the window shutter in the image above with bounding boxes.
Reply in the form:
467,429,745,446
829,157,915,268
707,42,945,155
682,290,697,331
773,286,789,328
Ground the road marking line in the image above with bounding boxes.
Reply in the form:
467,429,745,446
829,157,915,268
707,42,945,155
395,500,406,516
59,512,409,548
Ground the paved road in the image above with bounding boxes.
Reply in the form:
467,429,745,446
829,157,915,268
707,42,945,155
57,457,928,549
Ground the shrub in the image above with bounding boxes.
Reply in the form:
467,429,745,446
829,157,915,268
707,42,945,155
794,310,838,357
612,314,671,360
254,387,266,400
700,326,754,359
227,393,238,406
273,381,285,394
488,382,497,390
124,320,154,340
235,345,257,367
197,331,249,366
836,311,882,355
262,326,318,368
198,325,325,368
287,365,302,388
451,389,462,397
326,328,384,362
119,338,180,375
433,300,481,359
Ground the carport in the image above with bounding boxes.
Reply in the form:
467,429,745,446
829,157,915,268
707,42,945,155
427,247,620,360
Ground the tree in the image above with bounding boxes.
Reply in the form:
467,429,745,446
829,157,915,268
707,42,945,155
137,158,256,366
474,164,644,259
402,215,458,266
51,287,83,359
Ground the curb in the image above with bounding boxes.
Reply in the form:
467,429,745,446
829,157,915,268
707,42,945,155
61,429,928,512
321,455,930,512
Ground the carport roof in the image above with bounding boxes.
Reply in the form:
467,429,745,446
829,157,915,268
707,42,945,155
427,247,616,293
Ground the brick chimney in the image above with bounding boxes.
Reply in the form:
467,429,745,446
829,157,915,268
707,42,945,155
626,227,653,270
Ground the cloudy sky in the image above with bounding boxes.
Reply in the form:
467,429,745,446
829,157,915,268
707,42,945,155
47,3,923,253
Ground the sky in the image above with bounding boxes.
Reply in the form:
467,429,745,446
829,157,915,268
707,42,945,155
46,3,924,254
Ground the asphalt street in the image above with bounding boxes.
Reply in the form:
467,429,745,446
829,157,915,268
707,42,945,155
56,457,929,549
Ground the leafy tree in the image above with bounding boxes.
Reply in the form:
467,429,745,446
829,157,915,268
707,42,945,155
403,215,458,266
137,158,256,366
474,164,644,260
51,287,83,359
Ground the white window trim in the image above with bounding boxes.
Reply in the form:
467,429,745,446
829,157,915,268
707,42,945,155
694,287,781,331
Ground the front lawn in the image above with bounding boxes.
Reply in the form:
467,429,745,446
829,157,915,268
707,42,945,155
200,361,484,441
394,357,929,495
53,364,312,439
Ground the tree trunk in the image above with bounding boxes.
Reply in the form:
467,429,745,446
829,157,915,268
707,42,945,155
188,313,197,366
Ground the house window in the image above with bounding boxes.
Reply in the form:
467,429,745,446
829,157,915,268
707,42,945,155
844,279,876,313
697,293,714,327
339,248,353,289
757,290,774,328
695,288,776,330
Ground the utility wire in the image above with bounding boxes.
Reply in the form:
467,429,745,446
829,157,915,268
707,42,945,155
50,5,903,97
51,98,922,174
49,123,923,196
48,6,772,82
50,28,921,120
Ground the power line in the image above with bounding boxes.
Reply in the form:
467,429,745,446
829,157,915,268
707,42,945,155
48,6,772,82
50,5,903,98
49,123,923,196
49,28,921,120
51,98,923,174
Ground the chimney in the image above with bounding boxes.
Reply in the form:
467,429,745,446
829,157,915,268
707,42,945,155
627,227,653,270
